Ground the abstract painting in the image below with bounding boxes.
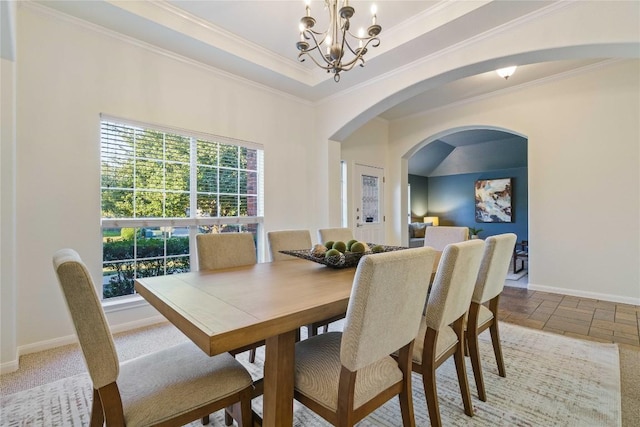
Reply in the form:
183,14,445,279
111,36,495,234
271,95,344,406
475,178,512,222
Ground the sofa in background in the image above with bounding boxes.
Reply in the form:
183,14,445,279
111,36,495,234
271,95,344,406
408,222,431,247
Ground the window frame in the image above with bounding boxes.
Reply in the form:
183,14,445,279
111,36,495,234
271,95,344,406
100,114,264,302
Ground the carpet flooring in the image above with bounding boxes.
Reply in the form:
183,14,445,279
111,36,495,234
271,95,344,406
1,321,621,426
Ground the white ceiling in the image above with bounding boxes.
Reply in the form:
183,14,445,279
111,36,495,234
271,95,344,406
30,0,626,176
34,0,607,108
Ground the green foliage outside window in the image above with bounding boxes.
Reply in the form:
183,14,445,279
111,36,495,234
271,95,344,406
102,235,190,298
101,120,261,299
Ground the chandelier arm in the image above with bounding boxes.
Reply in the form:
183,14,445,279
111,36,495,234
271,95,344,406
301,31,333,67
339,35,378,68
298,51,336,71
342,38,359,57
335,52,365,71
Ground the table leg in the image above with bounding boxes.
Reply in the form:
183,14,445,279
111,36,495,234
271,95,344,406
262,330,297,427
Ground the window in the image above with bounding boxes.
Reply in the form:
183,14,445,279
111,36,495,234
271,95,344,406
100,116,264,300
341,160,348,227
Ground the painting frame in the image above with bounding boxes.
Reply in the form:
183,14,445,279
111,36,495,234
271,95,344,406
475,178,512,223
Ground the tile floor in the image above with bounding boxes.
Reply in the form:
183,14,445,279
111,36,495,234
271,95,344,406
500,282,640,347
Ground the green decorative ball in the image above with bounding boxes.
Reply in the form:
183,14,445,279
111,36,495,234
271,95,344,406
324,241,335,250
371,245,384,253
332,241,347,253
346,239,358,251
325,248,341,258
350,242,365,253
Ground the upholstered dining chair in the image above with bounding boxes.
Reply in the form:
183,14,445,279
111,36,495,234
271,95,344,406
466,233,517,402
318,227,354,245
196,232,257,271
268,229,338,337
315,227,359,335
293,247,437,427
423,226,469,251
196,232,262,363
267,229,312,262
52,249,253,427
411,239,484,427
423,226,469,271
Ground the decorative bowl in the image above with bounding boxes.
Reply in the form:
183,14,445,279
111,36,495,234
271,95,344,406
279,243,408,269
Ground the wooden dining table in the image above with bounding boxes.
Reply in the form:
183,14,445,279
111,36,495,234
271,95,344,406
134,259,357,426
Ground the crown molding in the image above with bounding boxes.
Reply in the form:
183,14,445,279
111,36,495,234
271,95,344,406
122,0,315,85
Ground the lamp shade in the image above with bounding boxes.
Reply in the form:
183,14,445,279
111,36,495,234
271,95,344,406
423,216,439,226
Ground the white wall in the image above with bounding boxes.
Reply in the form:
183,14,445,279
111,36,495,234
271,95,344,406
1,55,17,369
2,4,316,368
386,60,640,304
340,118,398,243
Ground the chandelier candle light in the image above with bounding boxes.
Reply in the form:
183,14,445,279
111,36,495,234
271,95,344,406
296,0,381,82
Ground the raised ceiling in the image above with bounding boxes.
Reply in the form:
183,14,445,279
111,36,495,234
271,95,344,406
33,0,606,107
408,130,527,177
29,1,630,176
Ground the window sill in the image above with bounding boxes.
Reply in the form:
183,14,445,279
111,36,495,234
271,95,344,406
102,294,150,313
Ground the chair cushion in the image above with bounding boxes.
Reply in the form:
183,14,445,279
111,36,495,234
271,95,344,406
118,341,252,426
412,318,458,364
295,332,403,412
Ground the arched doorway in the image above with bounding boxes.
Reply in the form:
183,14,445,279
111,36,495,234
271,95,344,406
406,126,529,284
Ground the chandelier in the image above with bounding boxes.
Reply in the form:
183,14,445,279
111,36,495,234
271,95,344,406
296,0,382,82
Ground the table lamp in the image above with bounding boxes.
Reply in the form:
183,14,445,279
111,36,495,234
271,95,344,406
423,216,439,226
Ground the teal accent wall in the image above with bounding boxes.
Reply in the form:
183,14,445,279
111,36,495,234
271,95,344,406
409,168,528,241
408,174,429,220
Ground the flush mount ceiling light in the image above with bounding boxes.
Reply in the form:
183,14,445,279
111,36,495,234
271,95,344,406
296,0,381,82
496,66,517,80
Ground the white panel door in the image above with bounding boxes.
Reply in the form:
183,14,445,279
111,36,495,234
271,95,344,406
353,164,385,244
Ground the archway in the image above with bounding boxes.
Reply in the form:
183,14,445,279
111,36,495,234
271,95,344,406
405,126,529,283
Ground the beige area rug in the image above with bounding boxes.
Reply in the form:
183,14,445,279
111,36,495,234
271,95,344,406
0,322,620,426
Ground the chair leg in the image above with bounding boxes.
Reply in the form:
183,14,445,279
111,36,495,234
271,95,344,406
249,347,256,363
224,408,233,426
467,303,487,402
397,342,416,427
98,382,126,426
489,297,506,377
201,414,210,425
307,324,319,337
89,389,104,427
240,389,253,427
452,317,474,417
337,366,357,427
423,328,442,427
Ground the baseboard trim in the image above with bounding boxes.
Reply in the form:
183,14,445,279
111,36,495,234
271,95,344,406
0,359,19,375
528,283,640,306
2,315,169,374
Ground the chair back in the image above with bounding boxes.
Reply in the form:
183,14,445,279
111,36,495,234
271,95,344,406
268,229,312,262
52,249,119,389
318,228,354,244
425,240,484,330
472,233,517,304
423,226,469,251
340,247,436,372
196,233,257,271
